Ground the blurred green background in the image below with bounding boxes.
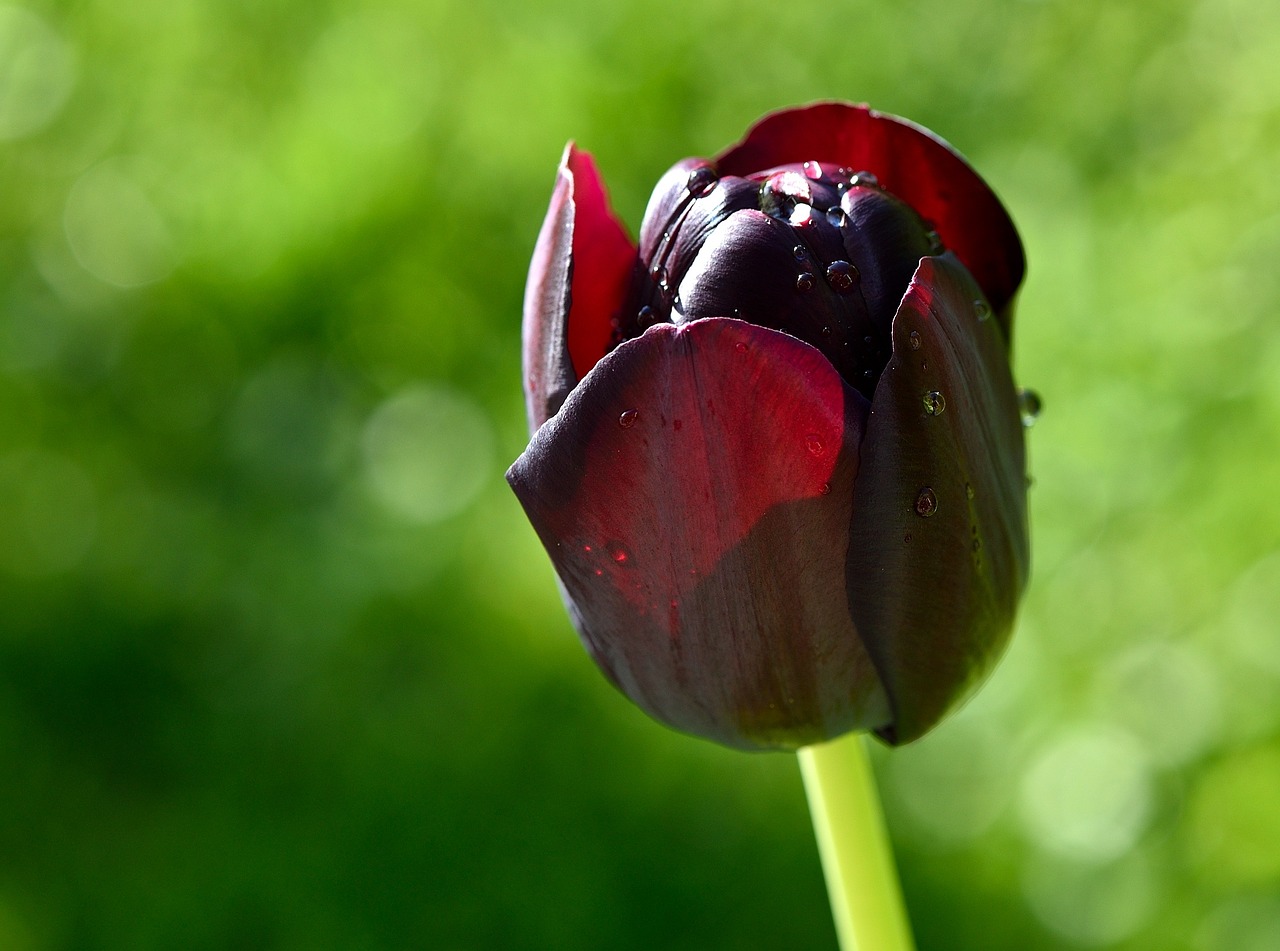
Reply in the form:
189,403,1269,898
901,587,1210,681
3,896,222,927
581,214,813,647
2,0,1279,948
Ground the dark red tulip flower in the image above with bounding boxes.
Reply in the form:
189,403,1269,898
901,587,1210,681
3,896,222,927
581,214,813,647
508,103,1030,751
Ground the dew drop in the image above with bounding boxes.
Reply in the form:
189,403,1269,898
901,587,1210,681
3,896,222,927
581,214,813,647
966,482,975,500
583,545,593,553
686,165,718,197
825,260,859,293
802,160,824,180
850,170,880,188
651,263,668,287
789,203,814,227
922,390,946,416
792,244,807,261
637,305,655,327
608,541,630,564
819,482,831,496
903,533,912,543
806,434,824,456
795,272,815,293
925,230,944,254
734,341,747,354
974,299,990,321
1018,388,1042,426
909,330,922,351
915,487,938,517
618,408,638,429
826,207,846,228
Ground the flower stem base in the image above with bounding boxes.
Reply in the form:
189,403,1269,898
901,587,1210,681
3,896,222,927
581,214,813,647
798,732,916,951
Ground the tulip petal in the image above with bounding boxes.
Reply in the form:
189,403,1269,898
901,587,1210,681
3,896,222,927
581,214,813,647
716,102,1025,335
507,318,889,750
847,253,1029,744
522,144,636,432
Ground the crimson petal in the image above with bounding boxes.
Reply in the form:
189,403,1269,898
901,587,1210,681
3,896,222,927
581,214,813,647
716,102,1025,335
847,253,1029,744
507,318,889,750
522,144,636,432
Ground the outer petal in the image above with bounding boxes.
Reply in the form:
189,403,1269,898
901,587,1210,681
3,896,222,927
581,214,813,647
522,143,636,432
847,253,1029,744
716,102,1025,336
507,318,889,750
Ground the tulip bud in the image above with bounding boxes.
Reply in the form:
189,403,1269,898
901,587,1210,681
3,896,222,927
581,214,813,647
508,103,1029,750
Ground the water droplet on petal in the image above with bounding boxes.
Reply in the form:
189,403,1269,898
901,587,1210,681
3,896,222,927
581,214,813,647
795,272,815,293
825,260,858,293
618,408,639,429
637,305,655,327
903,533,912,543
734,341,747,353
974,299,991,321
686,165,718,196
909,330,922,350
819,482,831,496
966,482,975,500
802,160,824,180
850,170,880,188
792,244,807,261
806,434,824,456
1018,388,1043,426
789,203,814,227
915,487,938,517
826,207,846,228
923,390,946,416
608,541,630,564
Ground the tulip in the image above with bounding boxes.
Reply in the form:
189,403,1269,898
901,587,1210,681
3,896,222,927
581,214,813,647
508,102,1029,751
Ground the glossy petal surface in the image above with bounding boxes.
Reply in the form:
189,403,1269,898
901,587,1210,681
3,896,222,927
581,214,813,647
847,253,1029,744
522,144,635,431
717,102,1025,335
508,318,889,749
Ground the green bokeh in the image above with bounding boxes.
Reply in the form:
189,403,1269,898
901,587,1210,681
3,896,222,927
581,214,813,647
2,0,1278,947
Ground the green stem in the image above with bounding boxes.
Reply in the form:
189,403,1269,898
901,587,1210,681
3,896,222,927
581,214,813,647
798,732,916,951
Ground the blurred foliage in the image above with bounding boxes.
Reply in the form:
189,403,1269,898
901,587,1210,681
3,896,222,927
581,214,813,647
1,0,1279,948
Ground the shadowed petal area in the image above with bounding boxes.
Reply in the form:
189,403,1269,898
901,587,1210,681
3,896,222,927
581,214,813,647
847,253,1029,745
507,318,889,749
716,103,1025,337
521,144,636,432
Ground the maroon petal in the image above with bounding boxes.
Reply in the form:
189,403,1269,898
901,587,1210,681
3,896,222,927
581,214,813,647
522,144,636,432
507,318,888,750
716,102,1025,332
846,253,1029,744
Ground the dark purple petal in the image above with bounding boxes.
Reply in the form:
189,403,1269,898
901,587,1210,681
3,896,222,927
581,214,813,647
846,253,1029,744
623,167,761,332
507,318,888,749
521,144,636,432
716,102,1025,337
